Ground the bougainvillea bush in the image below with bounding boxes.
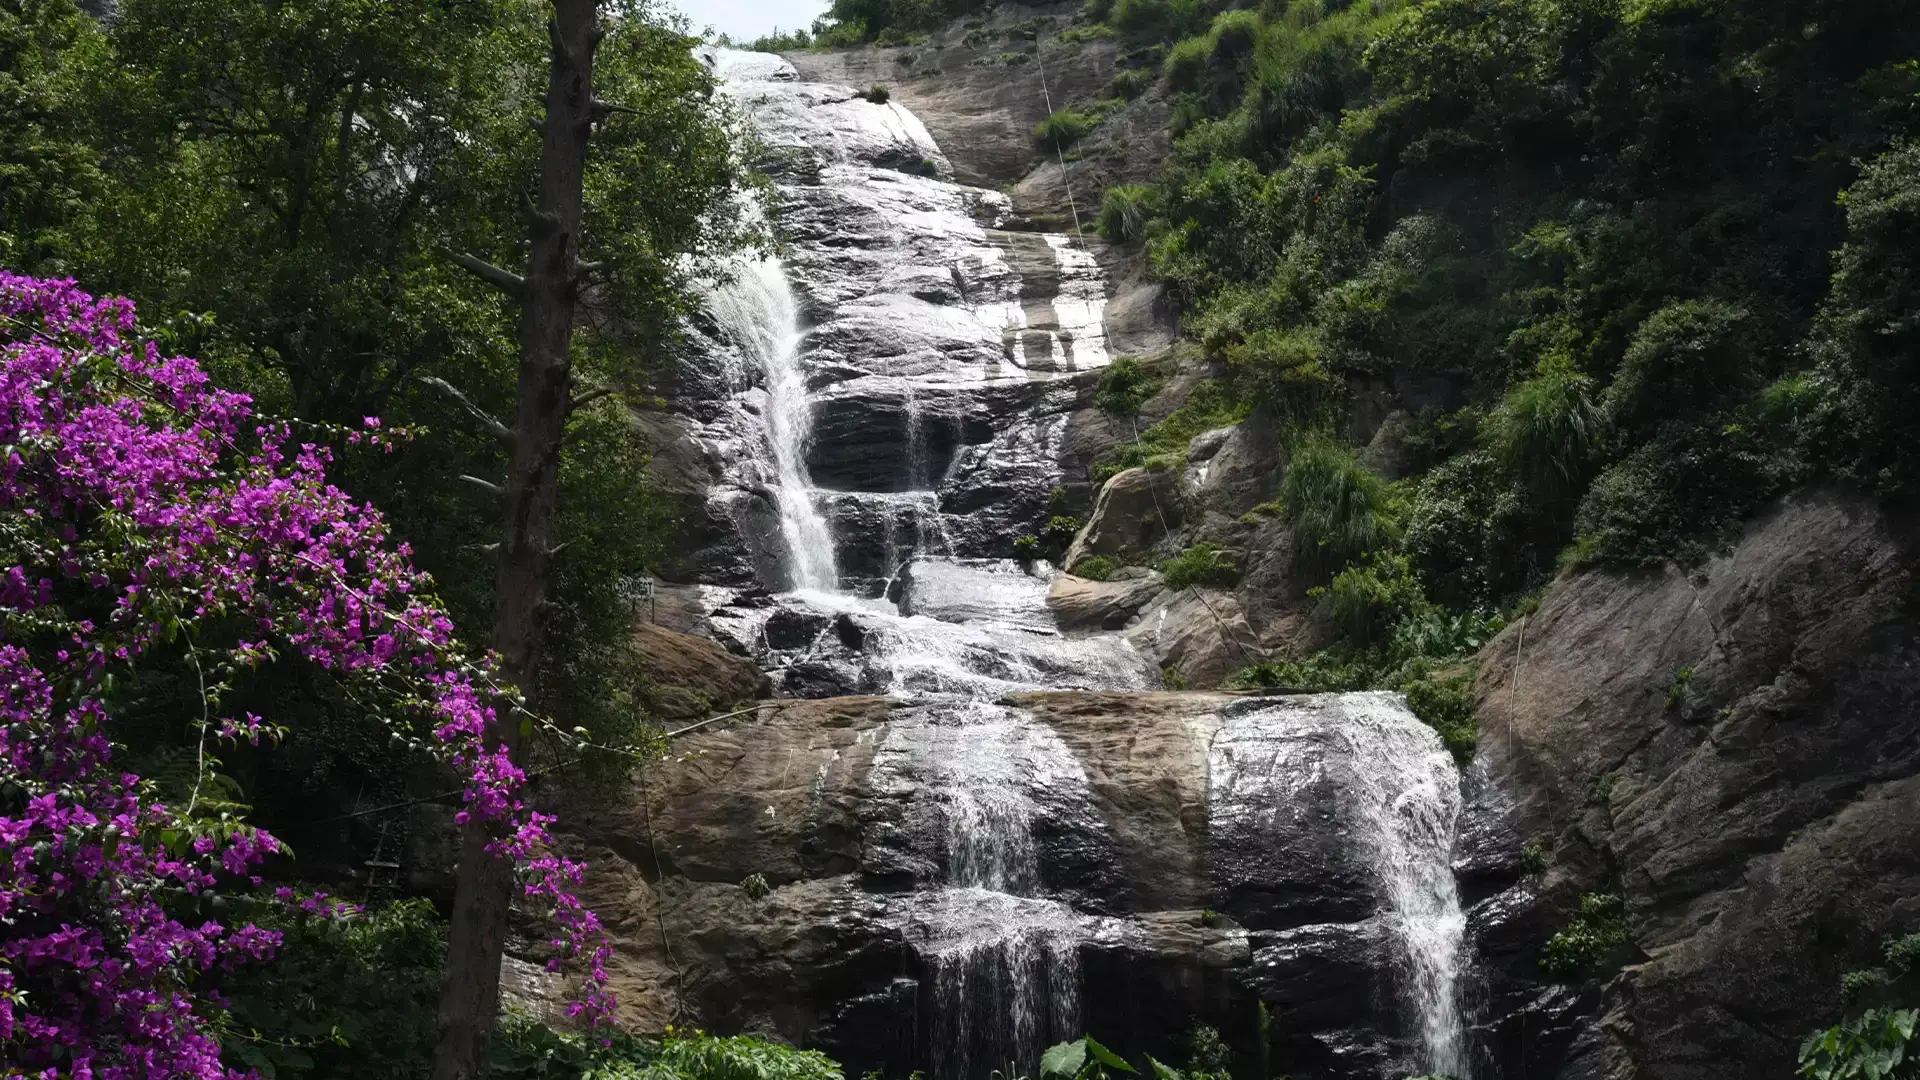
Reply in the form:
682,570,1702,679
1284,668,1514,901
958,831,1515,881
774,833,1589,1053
0,272,609,1077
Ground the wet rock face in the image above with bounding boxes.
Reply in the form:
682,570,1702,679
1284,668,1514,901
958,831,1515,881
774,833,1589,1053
1472,489,1920,1080
559,691,1538,1080
651,50,1123,586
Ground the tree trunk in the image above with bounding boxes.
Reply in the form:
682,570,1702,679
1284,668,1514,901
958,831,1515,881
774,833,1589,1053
432,3,601,1077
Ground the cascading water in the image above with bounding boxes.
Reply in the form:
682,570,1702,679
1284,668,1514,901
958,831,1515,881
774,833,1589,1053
1213,694,1471,1078
1340,697,1471,1079
877,701,1098,1080
705,256,839,593
692,47,1479,1080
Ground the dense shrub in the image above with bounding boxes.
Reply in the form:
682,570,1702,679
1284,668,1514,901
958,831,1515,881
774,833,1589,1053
1035,108,1101,152
1071,555,1125,581
1540,893,1629,979
1161,542,1240,590
1805,142,1920,490
1403,673,1477,761
1108,67,1154,101
1278,435,1397,580
218,901,445,1077
1094,355,1163,415
1098,184,1159,244
495,1020,847,1080
1484,356,1600,514
1321,552,1425,646
1601,300,1756,438
1111,0,1221,43
859,83,891,104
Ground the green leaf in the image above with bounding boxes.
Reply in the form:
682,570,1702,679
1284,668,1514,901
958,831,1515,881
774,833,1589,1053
1042,1039,1089,1080
1145,1054,1184,1080
1084,1037,1137,1075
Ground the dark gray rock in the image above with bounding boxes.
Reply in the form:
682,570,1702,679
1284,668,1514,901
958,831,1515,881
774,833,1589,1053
1474,488,1920,1080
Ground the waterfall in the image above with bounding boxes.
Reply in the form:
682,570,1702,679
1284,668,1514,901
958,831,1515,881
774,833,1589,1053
879,701,1093,1080
1213,694,1471,1078
696,47,1482,1080
705,256,839,593
1339,696,1471,1079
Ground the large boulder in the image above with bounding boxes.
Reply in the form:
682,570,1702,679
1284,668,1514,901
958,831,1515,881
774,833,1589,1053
1065,467,1182,568
1473,488,1920,1080
630,622,773,721
1046,572,1166,632
1127,588,1261,688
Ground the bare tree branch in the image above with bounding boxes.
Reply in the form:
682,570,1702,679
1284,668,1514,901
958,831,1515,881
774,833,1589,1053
568,386,618,411
447,251,526,296
458,474,505,496
415,375,515,443
590,98,641,121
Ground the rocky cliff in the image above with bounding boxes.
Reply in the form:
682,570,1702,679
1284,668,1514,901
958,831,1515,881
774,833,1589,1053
570,18,1920,1080
1474,489,1920,1080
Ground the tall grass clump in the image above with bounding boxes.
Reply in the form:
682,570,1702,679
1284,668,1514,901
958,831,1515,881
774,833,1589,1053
1484,355,1599,511
1280,434,1397,580
1098,185,1158,244
1035,108,1100,151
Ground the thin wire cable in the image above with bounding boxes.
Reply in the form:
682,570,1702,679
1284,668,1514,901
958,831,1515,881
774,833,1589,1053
1031,28,1087,244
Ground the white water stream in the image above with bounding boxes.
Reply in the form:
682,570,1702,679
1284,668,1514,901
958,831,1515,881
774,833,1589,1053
1214,694,1472,1078
705,257,840,593
698,47,1474,1080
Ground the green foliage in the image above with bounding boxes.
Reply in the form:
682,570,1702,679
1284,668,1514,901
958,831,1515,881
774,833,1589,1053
1601,300,1756,437
1843,970,1895,1004
1520,841,1551,875
1108,67,1154,101
1036,108,1102,152
1094,356,1163,416
1045,515,1087,555
1664,664,1697,713
1540,893,1629,980
743,27,813,51
1805,142,1920,490
1093,376,1249,481
741,872,771,900
1797,1009,1918,1080
1072,555,1125,582
216,900,446,1078
1042,1037,1138,1080
859,83,891,104
1888,934,1920,975
1060,23,1116,44
1403,671,1477,761
1321,552,1424,646
1098,184,1158,245
819,0,990,43
0,0,756,775
0,0,104,267
1111,0,1920,616
1110,0,1218,44
494,1019,847,1080
1014,535,1044,558
1278,435,1396,581
1161,542,1239,590
1483,356,1600,514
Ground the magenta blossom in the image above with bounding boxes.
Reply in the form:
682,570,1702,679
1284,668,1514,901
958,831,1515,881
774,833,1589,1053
0,273,612,1077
